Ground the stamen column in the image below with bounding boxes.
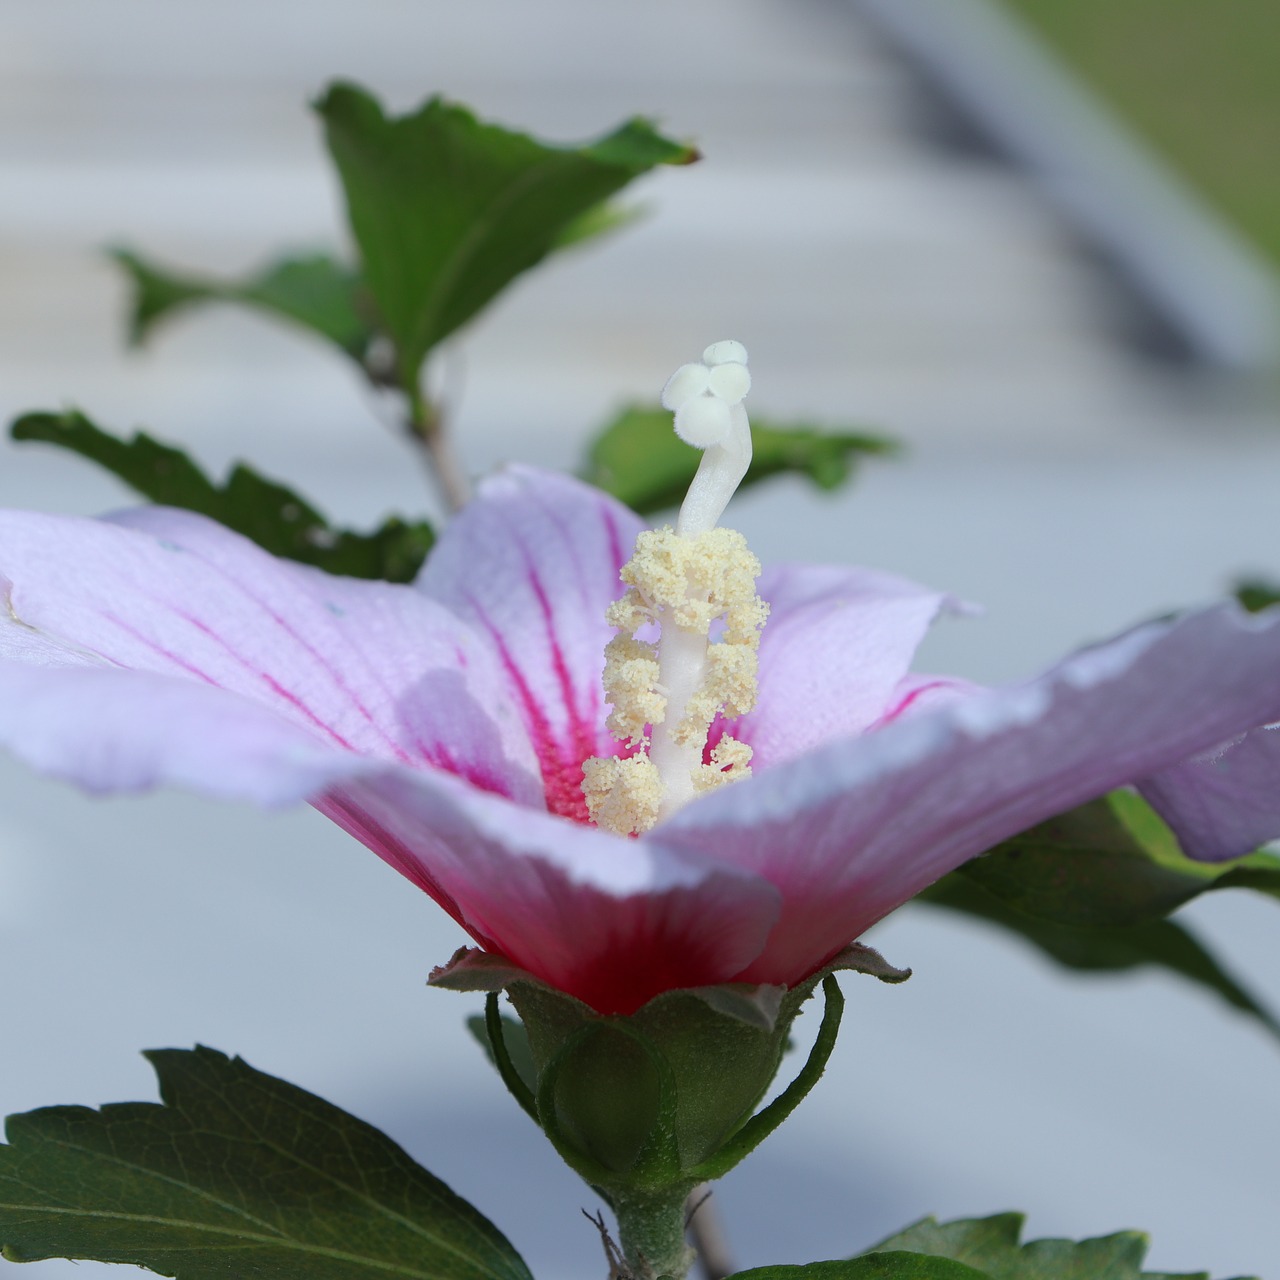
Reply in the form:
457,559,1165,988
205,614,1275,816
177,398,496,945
583,342,768,835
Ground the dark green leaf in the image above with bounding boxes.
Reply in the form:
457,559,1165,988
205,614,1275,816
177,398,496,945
111,248,376,361
314,82,696,394
0,1045,533,1280
914,875,1280,1041
959,791,1280,928
728,1256,988,1279
1235,578,1280,613
866,1212,1253,1280
582,404,897,515
11,410,433,582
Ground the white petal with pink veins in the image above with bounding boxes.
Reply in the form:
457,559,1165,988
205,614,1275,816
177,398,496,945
418,466,644,820
662,603,1280,985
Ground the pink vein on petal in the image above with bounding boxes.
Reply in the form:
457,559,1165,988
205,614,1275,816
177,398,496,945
871,679,955,729
163,560,419,764
466,596,591,822
98,611,221,687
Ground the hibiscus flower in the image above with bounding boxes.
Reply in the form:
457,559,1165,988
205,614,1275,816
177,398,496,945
7,332,1280,1018
3,394,1279,1018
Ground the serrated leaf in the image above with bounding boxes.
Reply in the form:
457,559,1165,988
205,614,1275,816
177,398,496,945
870,1215,1024,1272
582,404,897,515
11,410,433,582
959,791,1280,928
315,83,696,395
728,1256,988,1279
914,874,1280,1042
866,1212,1252,1280
112,248,376,361
0,1046,533,1280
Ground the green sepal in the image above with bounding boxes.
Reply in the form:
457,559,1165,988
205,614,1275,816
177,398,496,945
446,943,905,1199
865,1211,1257,1280
10,409,434,582
0,1046,532,1280
473,997,539,1126
111,248,376,363
536,1017,682,1187
315,83,696,397
686,975,843,1182
582,403,897,515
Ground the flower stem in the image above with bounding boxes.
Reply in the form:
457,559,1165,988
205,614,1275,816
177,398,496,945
407,386,470,513
612,1184,696,1280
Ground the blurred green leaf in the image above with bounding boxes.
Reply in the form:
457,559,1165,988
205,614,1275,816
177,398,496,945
915,874,1280,1042
728,1257,987,1279
553,200,648,251
583,403,896,514
315,82,697,396
0,1046,532,1280
11,410,433,582
111,248,376,361
1235,578,1280,613
959,791,1280,927
867,1211,1248,1279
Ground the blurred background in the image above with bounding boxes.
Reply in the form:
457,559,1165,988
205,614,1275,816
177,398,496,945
1,1,1278,1276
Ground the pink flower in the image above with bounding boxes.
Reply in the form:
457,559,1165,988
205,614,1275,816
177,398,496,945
2,467,1279,1014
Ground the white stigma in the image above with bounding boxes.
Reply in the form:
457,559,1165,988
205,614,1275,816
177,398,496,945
661,343,753,537
583,342,767,835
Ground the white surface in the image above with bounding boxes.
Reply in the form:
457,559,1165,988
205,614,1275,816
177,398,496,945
1,3,1278,1278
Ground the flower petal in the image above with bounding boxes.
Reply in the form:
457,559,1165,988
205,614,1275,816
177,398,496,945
1139,725,1280,861
743,564,964,765
661,602,1280,985
417,466,644,820
0,508,542,805
0,662,361,804
316,771,781,1015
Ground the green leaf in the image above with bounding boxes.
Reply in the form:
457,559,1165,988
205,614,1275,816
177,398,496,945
866,1212,1254,1280
315,82,696,395
552,200,648,251
111,248,376,362
914,874,1280,1041
959,791,1280,927
11,410,434,582
728,1256,988,1279
1235,578,1280,613
581,404,897,515
0,1045,533,1280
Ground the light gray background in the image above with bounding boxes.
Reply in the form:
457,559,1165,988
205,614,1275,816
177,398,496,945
1,3,1278,1277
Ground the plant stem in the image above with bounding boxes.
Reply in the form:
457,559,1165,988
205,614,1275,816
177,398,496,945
407,388,470,513
685,1185,734,1280
612,1185,696,1280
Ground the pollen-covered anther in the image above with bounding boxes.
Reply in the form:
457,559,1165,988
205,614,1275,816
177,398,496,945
583,754,663,837
602,633,664,743
705,639,762,719
694,735,754,794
